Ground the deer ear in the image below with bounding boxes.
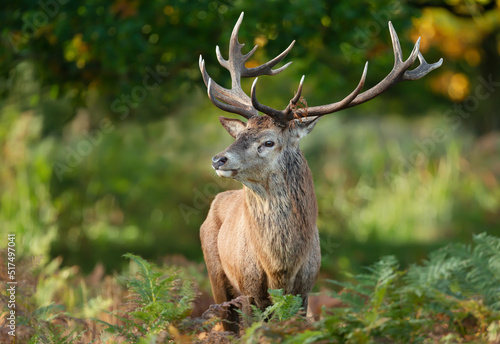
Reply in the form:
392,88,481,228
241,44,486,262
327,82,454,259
292,117,320,139
219,117,246,138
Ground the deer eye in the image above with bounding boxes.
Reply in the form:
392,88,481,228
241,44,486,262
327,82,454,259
264,141,275,147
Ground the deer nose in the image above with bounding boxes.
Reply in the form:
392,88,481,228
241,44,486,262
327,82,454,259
212,155,228,169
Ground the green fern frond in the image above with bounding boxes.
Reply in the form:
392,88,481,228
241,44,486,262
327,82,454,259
263,289,304,322
96,254,197,342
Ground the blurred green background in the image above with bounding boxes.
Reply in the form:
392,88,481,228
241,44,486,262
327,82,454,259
1,0,499,280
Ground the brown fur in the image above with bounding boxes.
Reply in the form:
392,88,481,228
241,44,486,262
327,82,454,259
200,115,321,332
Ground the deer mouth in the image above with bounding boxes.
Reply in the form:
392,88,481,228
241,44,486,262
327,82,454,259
215,168,239,178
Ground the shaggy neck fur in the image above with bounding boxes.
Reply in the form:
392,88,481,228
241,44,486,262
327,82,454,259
243,147,318,272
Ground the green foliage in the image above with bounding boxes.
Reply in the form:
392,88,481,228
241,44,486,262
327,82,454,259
1,2,499,277
248,289,304,324
98,253,197,343
2,101,500,278
123,253,196,324
405,232,500,310
311,115,500,275
23,304,88,344
0,105,58,262
28,325,87,344
1,4,500,343
266,289,304,322
234,233,500,343
6,236,500,343
0,0,422,120
310,233,500,343
241,290,306,344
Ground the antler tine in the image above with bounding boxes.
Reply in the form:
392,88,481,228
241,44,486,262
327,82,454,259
303,62,368,118
302,22,442,116
199,55,257,118
252,74,310,125
199,56,234,104
285,75,306,112
243,41,295,77
253,61,368,122
251,78,288,125
199,12,295,120
403,52,443,81
389,21,404,64
207,79,255,119
391,24,421,73
223,12,295,78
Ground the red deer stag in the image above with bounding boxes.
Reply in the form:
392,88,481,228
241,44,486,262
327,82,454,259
199,13,442,332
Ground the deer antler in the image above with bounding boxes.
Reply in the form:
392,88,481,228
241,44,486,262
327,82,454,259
251,21,443,124
199,12,295,119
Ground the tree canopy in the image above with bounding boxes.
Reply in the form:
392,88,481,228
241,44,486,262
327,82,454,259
2,0,498,133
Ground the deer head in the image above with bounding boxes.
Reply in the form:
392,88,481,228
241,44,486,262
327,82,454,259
210,115,318,186
199,12,442,185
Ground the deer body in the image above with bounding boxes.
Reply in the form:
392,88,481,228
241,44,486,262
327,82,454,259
199,13,441,332
201,117,321,320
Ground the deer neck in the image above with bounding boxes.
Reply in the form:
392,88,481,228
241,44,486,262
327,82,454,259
242,148,318,238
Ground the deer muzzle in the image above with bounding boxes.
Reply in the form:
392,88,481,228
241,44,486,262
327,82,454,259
212,155,228,169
